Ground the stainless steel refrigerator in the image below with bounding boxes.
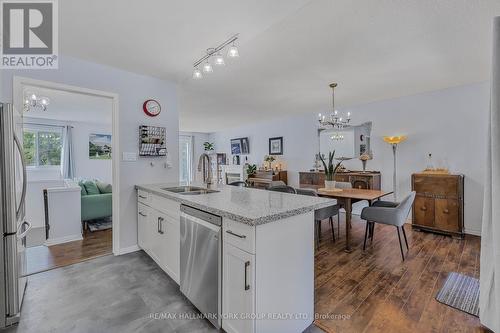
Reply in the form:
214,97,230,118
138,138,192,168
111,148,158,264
0,102,30,328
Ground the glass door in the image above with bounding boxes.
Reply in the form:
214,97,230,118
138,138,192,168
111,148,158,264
179,135,193,183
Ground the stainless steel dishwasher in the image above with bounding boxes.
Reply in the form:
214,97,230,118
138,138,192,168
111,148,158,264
180,204,222,328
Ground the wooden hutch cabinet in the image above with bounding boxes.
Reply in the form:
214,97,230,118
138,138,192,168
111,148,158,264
411,173,464,238
299,171,381,190
247,170,288,189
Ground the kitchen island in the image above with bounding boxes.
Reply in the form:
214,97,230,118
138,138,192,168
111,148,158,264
135,183,336,333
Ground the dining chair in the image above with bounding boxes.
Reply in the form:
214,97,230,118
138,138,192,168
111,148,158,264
360,191,416,260
333,181,352,231
228,181,247,187
268,180,286,188
268,185,297,194
296,188,339,248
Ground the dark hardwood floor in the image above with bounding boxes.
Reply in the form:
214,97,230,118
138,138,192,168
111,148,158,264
25,229,112,276
314,214,486,333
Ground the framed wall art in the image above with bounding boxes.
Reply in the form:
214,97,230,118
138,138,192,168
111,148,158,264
269,137,283,155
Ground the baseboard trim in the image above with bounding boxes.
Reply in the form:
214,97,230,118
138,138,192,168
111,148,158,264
117,245,140,255
464,229,481,237
44,234,83,246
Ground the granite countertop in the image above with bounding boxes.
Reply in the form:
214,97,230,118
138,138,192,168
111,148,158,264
135,182,337,226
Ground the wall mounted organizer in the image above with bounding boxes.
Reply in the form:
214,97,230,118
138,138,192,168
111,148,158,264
139,125,166,157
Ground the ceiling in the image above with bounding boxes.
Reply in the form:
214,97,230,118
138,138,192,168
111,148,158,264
22,85,112,123
59,0,500,132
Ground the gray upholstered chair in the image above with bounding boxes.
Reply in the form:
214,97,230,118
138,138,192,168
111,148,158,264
296,188,339,248
268,180,286,188
228,181,247,187
268,185,297,194
360,191,416,260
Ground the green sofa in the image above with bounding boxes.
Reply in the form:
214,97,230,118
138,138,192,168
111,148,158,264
79,180,112,221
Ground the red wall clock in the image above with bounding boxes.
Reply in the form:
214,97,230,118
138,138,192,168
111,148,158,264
143,99,161,117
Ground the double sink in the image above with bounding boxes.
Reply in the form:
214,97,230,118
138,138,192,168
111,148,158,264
162,186,219,195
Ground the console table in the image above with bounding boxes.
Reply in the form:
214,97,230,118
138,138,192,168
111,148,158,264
299,171,381,190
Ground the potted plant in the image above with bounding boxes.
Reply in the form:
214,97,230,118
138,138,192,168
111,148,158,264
246,164,257,177
203,142,215,151
319,151,343,190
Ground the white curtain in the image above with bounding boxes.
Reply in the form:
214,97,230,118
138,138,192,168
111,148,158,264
61,125,75,179
480,16,500,333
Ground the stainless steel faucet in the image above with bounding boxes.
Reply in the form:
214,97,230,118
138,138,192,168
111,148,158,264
198,153,213,186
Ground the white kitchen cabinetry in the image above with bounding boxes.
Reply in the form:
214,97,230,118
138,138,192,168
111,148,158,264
222,242,255,333
137,192,180,284
137,203,150,253
223,214,314,333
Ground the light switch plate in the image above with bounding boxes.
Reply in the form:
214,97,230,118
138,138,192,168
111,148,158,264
122,152,137,161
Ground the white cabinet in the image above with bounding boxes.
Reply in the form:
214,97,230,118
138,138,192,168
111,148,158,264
137,191,180,284
137,203,151,253
222,242,255,333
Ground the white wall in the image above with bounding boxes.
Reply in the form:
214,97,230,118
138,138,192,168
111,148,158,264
24,117,113,184
209,82,489,235
1,55,179,252
72,121,112,184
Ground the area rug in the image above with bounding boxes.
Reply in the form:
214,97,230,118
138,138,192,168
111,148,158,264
87,218,112,232
436,272,480,317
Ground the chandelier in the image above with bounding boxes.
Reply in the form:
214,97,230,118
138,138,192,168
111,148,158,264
318,83,351,129
192,34,239,79
330,132,344,141
24,93,49,112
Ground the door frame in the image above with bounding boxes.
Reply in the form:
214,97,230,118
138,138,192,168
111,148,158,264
12,76,121,255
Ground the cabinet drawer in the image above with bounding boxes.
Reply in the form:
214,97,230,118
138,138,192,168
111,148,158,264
151,195,180,219
413,176,458,197
434,199,461,232
223,219,255,254
413,196,435,228
137,190,150,205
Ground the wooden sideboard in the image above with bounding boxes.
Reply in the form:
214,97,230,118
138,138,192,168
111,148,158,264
299,171,381,190
247,170,288,189
411,173,464,238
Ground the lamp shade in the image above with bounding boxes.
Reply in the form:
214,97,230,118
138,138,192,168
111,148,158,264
383,136,407,144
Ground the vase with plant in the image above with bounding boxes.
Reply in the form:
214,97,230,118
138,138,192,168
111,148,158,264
319,151,343,190
264,155,275,170
203,142,215,151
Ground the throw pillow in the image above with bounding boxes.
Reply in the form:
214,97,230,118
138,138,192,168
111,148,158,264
96,181,112,194
84,180,100,195
78,181,87,196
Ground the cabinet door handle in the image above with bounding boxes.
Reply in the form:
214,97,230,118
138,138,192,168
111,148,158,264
158,217,164,234
139,212,147,217
226,230,246,239
443,209,449,214
244,261,250,291
420,206,427,211
139,195,147,199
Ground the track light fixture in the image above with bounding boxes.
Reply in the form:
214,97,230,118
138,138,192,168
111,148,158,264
192,34,239,79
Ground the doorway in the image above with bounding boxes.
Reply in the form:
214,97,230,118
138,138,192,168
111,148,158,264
13,77,119,275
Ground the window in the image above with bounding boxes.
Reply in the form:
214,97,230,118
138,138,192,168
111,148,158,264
179,135,193,183
23,126,63,168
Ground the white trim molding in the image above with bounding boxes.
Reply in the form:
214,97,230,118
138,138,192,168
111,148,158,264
118,245,140,255
44,234,83,246
13,76,121,255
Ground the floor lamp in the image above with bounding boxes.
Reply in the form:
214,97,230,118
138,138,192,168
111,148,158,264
383,136,407,201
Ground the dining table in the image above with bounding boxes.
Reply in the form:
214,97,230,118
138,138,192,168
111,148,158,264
316,188,394,252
